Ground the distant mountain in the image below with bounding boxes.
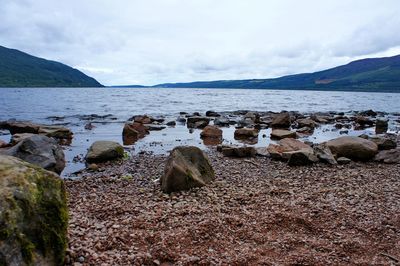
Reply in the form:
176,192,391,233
0,45,102,87
150,54,400,92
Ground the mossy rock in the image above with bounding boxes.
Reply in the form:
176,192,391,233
0,155,68,266
86,141,124,163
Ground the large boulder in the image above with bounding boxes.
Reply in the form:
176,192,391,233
270,129,296,140
0,155,68,266
267,139,312,160
326,136,378,161
3,135,65,174
161,146,215,193
86,141,124,163
271,112,291,128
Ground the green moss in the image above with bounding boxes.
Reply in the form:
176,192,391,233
115,146,124,157
1,161,68,266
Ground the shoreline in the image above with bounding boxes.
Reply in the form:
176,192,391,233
65,149,400,265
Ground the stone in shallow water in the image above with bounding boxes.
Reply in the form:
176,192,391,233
161,146,215,193
270,129,296,140
86,141,124,163
234,128,258,139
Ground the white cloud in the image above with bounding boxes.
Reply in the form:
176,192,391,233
1,0,400,85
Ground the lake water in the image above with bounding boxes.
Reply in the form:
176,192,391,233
1,87,400,176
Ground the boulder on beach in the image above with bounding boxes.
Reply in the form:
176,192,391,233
285,149,318,166
369,136,397,150
313,143,337,165
326,136,378,161
267,138,313,160
161,146,215,193
374,148,400,164
270,129,296,140
271,112,291,128
86,141,124,163
3,135,65,174
200,125,223,139
234,128,258,139
219,145,256,157
0,155,68,266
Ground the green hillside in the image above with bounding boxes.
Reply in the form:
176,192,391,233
0,46,102,87
153,55,400,92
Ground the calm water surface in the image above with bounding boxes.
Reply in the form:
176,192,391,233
1,87,399,176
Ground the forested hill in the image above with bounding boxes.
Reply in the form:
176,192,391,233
0,46,102,87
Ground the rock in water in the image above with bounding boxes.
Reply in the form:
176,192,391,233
326,136,378,161
161,146,215,193
234,128,258,139
375,119,388,134
200,125,223,139
122,122,149,145
0,155,68,266
271,112,291,128
270,129,296,140
86,141,124,163
4,135,65,174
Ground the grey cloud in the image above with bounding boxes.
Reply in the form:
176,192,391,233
0,0,400,85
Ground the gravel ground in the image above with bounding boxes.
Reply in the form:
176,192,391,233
65,149,400,265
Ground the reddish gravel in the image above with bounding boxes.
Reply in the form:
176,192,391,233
65,150,400,265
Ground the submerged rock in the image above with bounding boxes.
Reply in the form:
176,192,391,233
326,136,378,161
4,135,65,174
0,155,68,266
86,141,124,163
161,146,215,193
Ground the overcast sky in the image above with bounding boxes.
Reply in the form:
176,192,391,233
1,0,400,86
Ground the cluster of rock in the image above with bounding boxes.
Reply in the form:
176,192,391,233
0,121,73,174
